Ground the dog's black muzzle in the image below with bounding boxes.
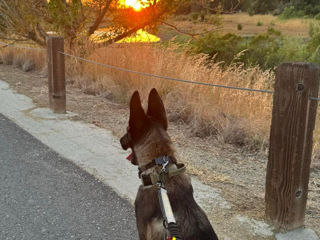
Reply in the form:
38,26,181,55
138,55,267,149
120,132,131,150
120,130,138,165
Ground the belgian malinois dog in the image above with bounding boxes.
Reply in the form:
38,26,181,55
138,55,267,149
120,89,219,240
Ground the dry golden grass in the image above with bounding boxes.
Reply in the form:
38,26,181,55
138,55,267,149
0,47,46,71
222,13,313,36
167,13,314,37
66,43,274,150
2,42,320,165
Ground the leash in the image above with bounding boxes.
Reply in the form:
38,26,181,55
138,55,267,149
157,157,182,240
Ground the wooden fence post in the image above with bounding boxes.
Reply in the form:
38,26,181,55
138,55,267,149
47,36,66,113
265,62,320,230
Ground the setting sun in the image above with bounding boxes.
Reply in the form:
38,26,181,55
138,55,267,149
119,0,150,11
125,0,142,11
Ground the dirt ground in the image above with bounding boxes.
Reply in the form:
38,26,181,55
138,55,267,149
0,64,319,239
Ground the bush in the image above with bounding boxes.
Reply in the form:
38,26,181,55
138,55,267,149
191,33,243,65
237,24,243,31
182,25,320,70
279,2,320,19
22,60,35,72
191,28,287,69
243,28,284,69
279,5,305,19
191,12,199,21
238,0,253,12
309,22,320,38
256,21,263,26
248,0,277,15
315,13,320,20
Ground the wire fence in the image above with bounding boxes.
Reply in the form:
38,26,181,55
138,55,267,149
1,40,320,102
310,96,320,102
60,51,274,94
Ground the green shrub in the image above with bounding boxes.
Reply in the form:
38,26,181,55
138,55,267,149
248,0,277,15
279,3,320,19
237,24,243,31
278,37,309,63
256,21,263,26
309,22,320,37
181,26,320,70
191,29,287,69
191,12,199,21
315,13,320,20
307,31,320,54
279,6,301,19
191,33,243,65
307,22,320,64
243,28,284,69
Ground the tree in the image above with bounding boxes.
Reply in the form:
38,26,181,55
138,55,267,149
0,0,187,48
248,0,278,14
0,0,48,45
190,0,241,13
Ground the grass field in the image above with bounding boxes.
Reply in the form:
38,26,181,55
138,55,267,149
158,13,315,40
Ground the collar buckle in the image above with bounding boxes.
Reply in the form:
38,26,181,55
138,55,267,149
154,156,170,172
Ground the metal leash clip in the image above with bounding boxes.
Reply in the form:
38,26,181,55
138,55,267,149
155,156,170,172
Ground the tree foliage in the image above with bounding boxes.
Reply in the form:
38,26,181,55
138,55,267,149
239,0,320,15
0,0,48,45
0,0,186,48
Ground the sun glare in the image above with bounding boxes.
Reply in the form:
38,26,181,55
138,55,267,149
125,0,142,11
119,0,151,11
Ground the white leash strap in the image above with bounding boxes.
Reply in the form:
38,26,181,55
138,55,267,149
158,187,176,224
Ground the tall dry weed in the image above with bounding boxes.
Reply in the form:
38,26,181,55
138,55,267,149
4,42,320,165
68,43,275,151
0,47,46,71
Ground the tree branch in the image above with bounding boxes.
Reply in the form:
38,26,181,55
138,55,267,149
88,0,113,36
97,9,167,47
160,21,197,38
161,21,223,38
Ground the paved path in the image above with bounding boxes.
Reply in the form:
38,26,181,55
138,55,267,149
0,114,138,240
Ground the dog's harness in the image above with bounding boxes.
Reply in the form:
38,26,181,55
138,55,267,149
139,156,184,240
138,156,186,186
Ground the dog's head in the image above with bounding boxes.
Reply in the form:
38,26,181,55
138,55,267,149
120,88,170,166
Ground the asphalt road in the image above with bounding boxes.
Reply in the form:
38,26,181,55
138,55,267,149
0,114,138,240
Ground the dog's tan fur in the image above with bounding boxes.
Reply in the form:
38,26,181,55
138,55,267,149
134,127,175,167
120,89,219,240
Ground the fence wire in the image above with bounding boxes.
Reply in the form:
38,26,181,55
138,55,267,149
4,41,320,100
60,51,274,94
310,96,320,102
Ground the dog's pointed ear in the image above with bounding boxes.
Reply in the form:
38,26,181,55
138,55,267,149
147,88,168,130
129,91,147,131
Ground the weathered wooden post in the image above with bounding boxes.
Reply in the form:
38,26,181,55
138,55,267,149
266,62,320,230
47,36,66,113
